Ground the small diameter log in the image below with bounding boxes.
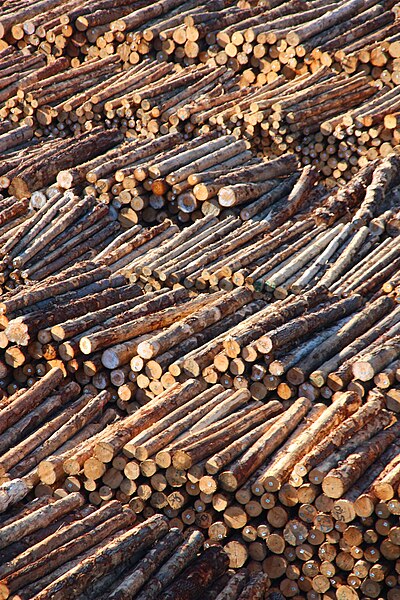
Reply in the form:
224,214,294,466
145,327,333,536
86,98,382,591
94,379,205,461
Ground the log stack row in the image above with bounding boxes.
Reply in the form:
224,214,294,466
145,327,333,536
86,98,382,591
1,1,400,187
0,503,238,600
3,374,400,597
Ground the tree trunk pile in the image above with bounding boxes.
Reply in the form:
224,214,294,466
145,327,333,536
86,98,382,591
2,1,400,599
0,505,232,600
1,385,398,597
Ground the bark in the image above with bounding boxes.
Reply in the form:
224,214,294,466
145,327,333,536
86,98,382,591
261,392,361,491
2,509,135,595
237,572,270,599
318,226,370,288
295,392,385,477
137,287,253,359
160,546,229,600
134,529,205,600
287,294,393,384
9,129,124,198
94,379,205,462
218,398,311,492
157,400,259,469
0,492,84,550
322,421,400,498
124,386,226,460
106,529,183,600
31,514,169,600
309,295,396,387
257,295,362,355
286,0,379,46
352,337,400,382
353,153,400,225
214,570,247,600
0,266,113,315
79,292,212,355
0,367,63,435
9,390,110,479
149,135,235,179
0,380,80,457
205,412,283,476
0,501,122,579
0,381,80,473
172,401,283,470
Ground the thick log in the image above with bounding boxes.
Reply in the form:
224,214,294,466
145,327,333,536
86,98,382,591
0,367,63,435
106,528,183,600
134,529,205,600
0,493,84,550
1,508,135,596
160,546,229,600
94,379,205,462
172,400,283,470
260,392,361,491
294,392,384,477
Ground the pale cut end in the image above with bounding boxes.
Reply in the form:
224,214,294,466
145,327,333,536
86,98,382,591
79,337,93,355
218,187,236,207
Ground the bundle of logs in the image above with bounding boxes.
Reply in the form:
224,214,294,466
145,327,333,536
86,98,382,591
1,1,400,196
2,1,400,599
2,374,400,598
0,504,243,600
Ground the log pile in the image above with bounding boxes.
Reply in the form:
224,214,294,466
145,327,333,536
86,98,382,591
3,1,400,599
0,505,233,600
2,380,399,597
62,132,298,224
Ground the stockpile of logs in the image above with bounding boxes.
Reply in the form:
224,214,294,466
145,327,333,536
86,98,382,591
131,155,400,293
0,46,47,111
0,54,124,133
336,18,400,81
0,367,117,502
0,125,123,199
0,503,234,600
0,188,123,292
211,0,399,81
6,378,398,597
59,132,299,225
314,84,400,188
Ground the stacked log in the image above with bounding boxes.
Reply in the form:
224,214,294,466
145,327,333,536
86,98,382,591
211,0,399,82
62,132,299,225
0,366,118,506
0,505,230,600
0,54,123,134
12,382,399,598
0,125,123,199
